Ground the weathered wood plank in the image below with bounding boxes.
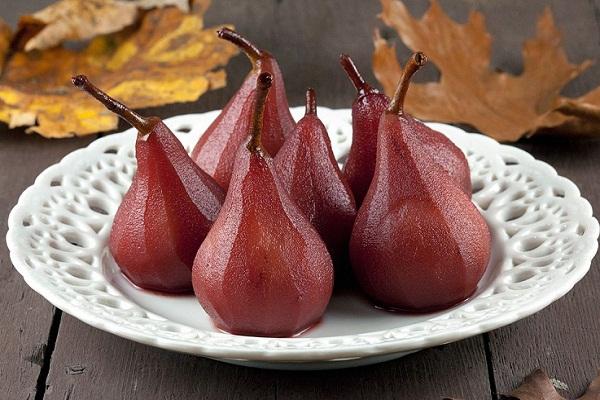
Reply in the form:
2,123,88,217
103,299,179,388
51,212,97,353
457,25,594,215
43,315,279,400
0,132,94,400
0,6,95,400
44,315,490,400
41,0,492,399
274,337,488,400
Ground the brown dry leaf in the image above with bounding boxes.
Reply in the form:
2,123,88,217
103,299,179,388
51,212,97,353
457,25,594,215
0,0,238,137
500,369,566,400
495,369,600,400
444,370,600,400
372,0,600,141
546,88,600,136
12,0,189,52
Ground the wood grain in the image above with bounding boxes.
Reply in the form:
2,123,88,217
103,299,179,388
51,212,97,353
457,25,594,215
43,315,490,400
0,132,93,400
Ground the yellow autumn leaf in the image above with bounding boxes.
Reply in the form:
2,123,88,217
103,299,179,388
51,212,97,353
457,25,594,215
0,0,238,138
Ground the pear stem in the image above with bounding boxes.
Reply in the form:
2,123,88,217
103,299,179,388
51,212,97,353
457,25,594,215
71,75,152,134
339,54,371,93
305,88,317,115
217,28,262,64
387,52,427,115
247,72,273,154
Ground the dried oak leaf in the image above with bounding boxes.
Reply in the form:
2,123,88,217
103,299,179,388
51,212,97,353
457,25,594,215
498,369,600,400
446,369,600,400
12,0,190,52
500,369,567,400
372,0,600,142
0,0,238,137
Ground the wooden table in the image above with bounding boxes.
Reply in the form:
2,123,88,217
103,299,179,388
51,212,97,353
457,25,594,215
1,1,599,399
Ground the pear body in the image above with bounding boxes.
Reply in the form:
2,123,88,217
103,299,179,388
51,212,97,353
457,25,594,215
350,114,490,311
343,92,471,206
421,124,472,195
274,113,356,271
110,122,224,293
192,144,333,337
191,56,294,190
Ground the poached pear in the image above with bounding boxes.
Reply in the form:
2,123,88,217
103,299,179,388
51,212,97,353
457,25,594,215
73,75,224,293
192,73,333,337
191,28,295,190
349,54,491,311
274,88,356,273
340,54,390,207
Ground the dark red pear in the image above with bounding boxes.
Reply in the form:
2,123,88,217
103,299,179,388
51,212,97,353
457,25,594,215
274,88,356,271
339,54,471,206
73,75,224,294
191,28,295,190
349,54,491,312
192,73,333,337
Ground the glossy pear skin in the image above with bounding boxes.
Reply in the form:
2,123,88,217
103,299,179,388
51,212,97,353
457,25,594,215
191,30,294,190
274,91,356,270
350,114,491,311
111,121,225,293
340,56,471,205
192,146,334,336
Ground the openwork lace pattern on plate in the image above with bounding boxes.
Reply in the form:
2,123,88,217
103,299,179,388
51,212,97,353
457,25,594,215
7,108,598,361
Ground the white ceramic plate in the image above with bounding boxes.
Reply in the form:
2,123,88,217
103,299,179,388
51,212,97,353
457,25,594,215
7,108,599,370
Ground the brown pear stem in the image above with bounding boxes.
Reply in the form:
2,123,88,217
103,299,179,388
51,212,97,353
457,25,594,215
247,72,273,153
71,75,152,134
217,28,262,64
305,88,317,115
386,52,427,115
339,54,371,93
